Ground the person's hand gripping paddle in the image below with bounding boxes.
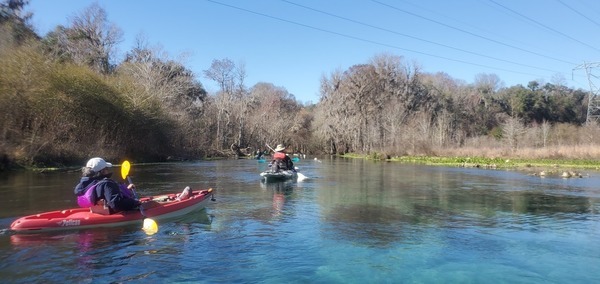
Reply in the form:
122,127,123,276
121,160,158,235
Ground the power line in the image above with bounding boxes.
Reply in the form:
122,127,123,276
575,0,600,19
488,0,600,54
401,0,582,64
206,0,553,78
281,0,563,74
371,0,577,65
556,0,600,28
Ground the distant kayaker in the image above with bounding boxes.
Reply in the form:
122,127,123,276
255,149,264,160
270,144,294,172
74,157,141,213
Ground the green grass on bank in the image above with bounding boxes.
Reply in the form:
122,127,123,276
340,153,600,170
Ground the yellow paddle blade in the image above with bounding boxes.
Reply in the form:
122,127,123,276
121,160,131,180
142,218,158,235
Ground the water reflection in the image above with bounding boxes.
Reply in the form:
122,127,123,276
260,181,295,218
0,170,80,218
6,227,139,282
2,159,600,283
316,161,600,249
5,208,214,283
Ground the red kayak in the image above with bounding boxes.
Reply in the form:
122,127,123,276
10,188,214,233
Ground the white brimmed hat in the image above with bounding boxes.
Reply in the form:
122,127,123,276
86,157,113,172
274,144,286,152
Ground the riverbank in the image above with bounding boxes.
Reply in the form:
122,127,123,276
341,153,600,178
390,156,600,170
343,144,600,170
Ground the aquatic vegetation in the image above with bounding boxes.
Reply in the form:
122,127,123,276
342,153,600,171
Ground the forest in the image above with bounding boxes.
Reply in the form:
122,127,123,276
1,1,600,170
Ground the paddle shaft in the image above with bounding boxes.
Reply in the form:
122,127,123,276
127,176,139,199
120,160,158,234
122,164,145,216
266,143,275,152
121,161,139,199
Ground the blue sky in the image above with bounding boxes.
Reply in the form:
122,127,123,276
25,0,600,103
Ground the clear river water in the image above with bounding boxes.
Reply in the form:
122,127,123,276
0,157,599,283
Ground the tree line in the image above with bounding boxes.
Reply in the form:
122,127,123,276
313,54,591,156
1,1,598,170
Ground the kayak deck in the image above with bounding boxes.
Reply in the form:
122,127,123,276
260,170,297,182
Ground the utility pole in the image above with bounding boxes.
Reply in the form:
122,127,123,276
574,62,600,124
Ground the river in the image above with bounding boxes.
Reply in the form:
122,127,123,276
1,157,599,283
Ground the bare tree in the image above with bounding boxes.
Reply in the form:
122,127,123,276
313,70,344,154
421,72,468,147
115,37,207,155
247,82,299,146
502,117,525,150
43,3,122,74
203,58,236,93
119,38,205,112
314,54,429,154
474,73,503,97
69,3,123,73
203,58,250,149
433,110,452,147
231,61,250,147
541,120,551,147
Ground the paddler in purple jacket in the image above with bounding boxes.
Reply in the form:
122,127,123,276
74,157,140,213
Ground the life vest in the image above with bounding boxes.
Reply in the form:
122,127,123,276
77,180,102,208
77,180,134,208
271,152,291,172
273,152,287,160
